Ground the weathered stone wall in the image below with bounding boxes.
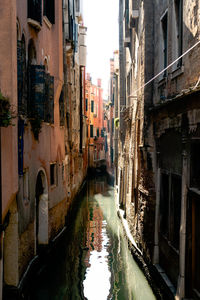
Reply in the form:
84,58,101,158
18,222,35,279
49,198,68,241
117,0,155,262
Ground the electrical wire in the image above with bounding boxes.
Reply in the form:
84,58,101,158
119,39,200,112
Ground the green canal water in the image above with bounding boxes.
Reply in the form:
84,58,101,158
30,176,156,300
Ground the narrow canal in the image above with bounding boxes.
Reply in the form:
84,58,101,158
30,176,156,300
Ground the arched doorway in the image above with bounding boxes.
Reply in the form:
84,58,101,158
35,169,48,253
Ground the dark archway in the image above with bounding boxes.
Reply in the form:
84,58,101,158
35,169,48,253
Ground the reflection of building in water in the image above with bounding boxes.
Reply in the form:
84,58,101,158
86,202,103,253
85,179,109,254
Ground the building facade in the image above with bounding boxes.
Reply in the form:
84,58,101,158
85,74,105,170
117,0,200,299
0,0,88,298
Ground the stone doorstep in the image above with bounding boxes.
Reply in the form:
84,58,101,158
154,263,176,298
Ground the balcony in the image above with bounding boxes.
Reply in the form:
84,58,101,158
28,65,54,124
28,0,42,30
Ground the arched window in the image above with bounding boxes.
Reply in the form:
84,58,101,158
44,57,48,73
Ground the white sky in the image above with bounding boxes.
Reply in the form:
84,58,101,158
83,0,119,99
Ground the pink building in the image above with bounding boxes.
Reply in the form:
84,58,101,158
0,0,65,297
0,1,18,297
0,1,88,297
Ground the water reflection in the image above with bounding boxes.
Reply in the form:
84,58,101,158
30,176,155,300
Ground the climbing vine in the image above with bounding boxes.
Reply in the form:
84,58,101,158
0,90,12,127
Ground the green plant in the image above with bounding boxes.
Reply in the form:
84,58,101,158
0,90,12,127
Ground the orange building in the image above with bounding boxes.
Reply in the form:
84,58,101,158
85,74,105,169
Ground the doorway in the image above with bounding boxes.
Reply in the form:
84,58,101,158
35,169,48,253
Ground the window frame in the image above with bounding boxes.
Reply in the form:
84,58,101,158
43,0,55,25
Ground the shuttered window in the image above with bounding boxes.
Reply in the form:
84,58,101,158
85,98,88,111
43,0,55,24
28,65,45,119
90,125,93,138
28,65,54,123
91,100,94,113
28,0,42,24
59,89,64,126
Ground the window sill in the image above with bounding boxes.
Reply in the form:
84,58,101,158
171,65,184,80
43,16,52,30
27,18,41,31
158,76,167,88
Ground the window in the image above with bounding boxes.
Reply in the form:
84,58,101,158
91,100,94,113
93,127,96,137
160,172,181,250
50,163,57,186
90,125,93,138
43,0,55,24
28,0,42,24
75,0,80,12
174,0,183,66
85,98,88,111
59,89,64,126
28,63,54,123
97,128,99,137
161,13,168,77
111,148,114,164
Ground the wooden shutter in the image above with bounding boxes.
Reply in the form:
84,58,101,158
29,65,45,119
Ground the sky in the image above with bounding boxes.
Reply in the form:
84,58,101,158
83,0,119,99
